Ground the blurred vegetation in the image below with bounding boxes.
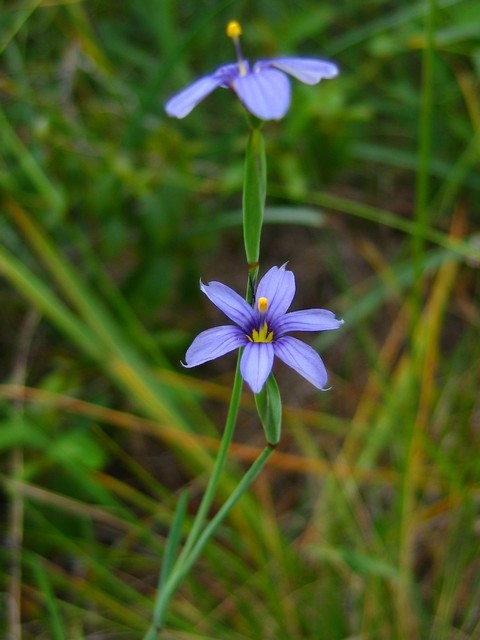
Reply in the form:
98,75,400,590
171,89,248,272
1,0,480,638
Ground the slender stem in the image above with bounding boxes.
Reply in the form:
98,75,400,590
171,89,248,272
145,446,273,638
412,0,436,314
143,354,244,640
398,3,437,638
176,353,244,560
8,309,40,640
145,120,269,637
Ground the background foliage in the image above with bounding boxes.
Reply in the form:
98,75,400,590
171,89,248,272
1,0,480,638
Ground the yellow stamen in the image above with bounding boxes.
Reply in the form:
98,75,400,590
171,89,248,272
257,296,269,313
226,20,242,38
226,20,247,76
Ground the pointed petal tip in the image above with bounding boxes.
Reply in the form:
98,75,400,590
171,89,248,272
184,325,246,368
200,280,255,327
256,265,296,318
164,74,226,119
276,309,343,335
274,336,329,390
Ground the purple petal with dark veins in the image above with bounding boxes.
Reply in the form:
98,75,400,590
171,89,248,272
273,336,328,389
276,309,343,336
232,68,291,120
200,280,255,329
255,265,295,320
240,342,275,393
184,325,247,368
258,58,339,84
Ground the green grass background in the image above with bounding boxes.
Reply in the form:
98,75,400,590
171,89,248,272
1,0,480,638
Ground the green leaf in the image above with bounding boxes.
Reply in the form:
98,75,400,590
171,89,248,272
158,489,189,591
254,373,282,446
242,128,266,266
28,553,68,640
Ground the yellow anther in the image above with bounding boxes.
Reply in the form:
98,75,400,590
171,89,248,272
257,297,269,313
250,322,274,343
226,20,247,75
226,20,243,39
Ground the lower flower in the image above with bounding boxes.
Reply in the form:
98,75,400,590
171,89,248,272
184,265,343,393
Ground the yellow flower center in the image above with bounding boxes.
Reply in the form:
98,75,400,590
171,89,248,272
246,296,274,343
249,322,274,343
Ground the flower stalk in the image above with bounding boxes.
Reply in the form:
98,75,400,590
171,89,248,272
146,20,342,636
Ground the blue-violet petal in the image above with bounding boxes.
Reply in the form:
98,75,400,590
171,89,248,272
233,68,291,120
274,336,328,389
184,325,246,367
240,342,275,393
165,75,225,119
276,309,344,336
262,58,339,84
201,280,255,329
255,265,295,320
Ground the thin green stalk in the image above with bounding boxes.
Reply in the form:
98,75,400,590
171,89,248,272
143,352,243,640
413,0,437,312
158,490,190,592
144,446,273,638
177,353,244,559
145,118,270,638
8,310,39,640
144,169,271,635
398,3,437,638
30,555,67,640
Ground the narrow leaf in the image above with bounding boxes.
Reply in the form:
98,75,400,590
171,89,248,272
243,128,266,265
254,373,282,445
158,489,189,591
28,554,67,640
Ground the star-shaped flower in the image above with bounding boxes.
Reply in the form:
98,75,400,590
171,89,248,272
165,21,338,121
184,265,343,393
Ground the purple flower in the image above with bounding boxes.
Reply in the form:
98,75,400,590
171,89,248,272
165,21,338,121
184,265,343,393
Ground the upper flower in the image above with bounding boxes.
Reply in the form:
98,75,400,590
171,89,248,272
184,265,343,393
165,20,339,121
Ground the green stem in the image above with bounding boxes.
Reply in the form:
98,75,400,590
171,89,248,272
143,354,243,640
144,123,269,637
413,0,437,313
144,446,273,638
175,354,244,560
